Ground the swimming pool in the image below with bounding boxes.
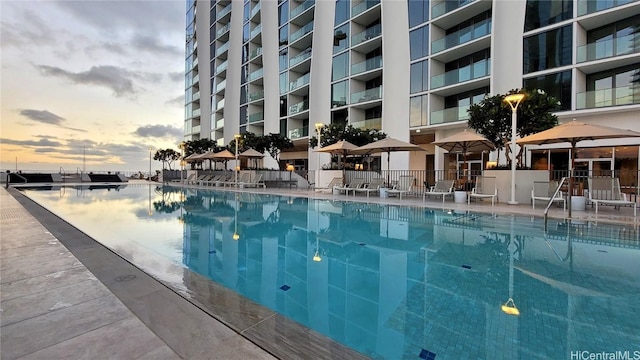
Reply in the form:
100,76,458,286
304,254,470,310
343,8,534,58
22,184,640,359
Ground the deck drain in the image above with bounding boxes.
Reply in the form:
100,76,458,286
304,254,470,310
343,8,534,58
115,274,136,282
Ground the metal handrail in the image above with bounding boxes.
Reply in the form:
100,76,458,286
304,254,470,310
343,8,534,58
544,177,569,231
60,167,65,183
544,222,572,262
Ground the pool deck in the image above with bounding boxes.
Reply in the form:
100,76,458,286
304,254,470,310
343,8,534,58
1,183,638,359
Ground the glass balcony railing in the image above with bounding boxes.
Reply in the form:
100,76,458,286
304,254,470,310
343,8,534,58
288,126,309,139
191,57,199,70
192,108,201,118
430,105,470,125
217,3,232,20
577,0,635,16
431,59,490,89
431,18,491,54
290,0,314,19
217,42,230,56
192,91,200,102
216,99,225,110
352,55,383,75
215,79,226,93
289,48,312,67
351,86,382,104
248,112,264,123
576,86,640,109
216,23,230,38
250,47,263,59
250,24,262,39
576,34,639,63
351,24,382,47
289,73,311,90
190,125,201,134
351,117,382,130
216,118,224,129
249,90,264,101
432,0,476,18
289,100,309,114
193,74,200,85
248,68,264,82
215,60,228,74
352,0,380,17
290,22,314,43
250,3,261,18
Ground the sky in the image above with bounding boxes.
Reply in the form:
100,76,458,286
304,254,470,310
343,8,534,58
0,0,185,173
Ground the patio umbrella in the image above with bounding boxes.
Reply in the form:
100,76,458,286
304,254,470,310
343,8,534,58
239,148,264,169
432,129,495,180
354,137,425,183
517,120,640,217
212,149,236,170
315,140,359,167
198,151,219,169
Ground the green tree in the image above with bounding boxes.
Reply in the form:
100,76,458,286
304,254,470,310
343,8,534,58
309,123,387,166
264,133,294,170
183,138,220,169
153,148,180,170
467,88,559,166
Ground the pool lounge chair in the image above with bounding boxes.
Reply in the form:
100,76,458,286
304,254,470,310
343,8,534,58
423,180,455,203
334,178,366,195
588,177,636,217
468,176,497,206
224,172,251,187
388,175,414,199
183,174,196,184
197,174,215,186
354,178,386,198
239,174,266,188
531,180,565,210
314,177,344,192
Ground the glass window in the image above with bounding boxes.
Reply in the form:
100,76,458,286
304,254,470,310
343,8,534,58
279,1,289,26
408,0,428,28
331,81,348,107
410,25,428,60
279,49,288,72
523,25,572,73
280,72,288,95
279,25,289,47
244,2,250,22
523,70,572,111
332,52,349,81
410,60,428,93
333,24,349,54
524,0,572,31
240,105,248,125
240,85,247,104
243,23,250,43
409,95,427,127
335,0,349,26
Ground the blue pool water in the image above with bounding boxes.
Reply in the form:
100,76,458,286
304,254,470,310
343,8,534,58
23,184,640,359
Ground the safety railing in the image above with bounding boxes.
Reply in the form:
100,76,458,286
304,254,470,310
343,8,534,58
543,177,569,231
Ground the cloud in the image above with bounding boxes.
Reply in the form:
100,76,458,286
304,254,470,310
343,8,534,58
165,95,184,107
19,109,65,125
0,138,63,147
132,35,181,56
167,72,184,83
134,125,182,139
37,65,136,97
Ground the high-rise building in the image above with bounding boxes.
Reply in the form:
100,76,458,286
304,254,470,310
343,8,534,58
185,0,640,175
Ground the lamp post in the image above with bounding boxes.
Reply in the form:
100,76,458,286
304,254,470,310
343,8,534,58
315,122,324,188
179,142,185,184
234,134,241,185
504,93,525,205
149,147,153,182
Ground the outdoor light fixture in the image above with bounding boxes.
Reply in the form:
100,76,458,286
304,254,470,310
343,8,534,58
504,93,525,205
234,134,241,185
315,122,324,188
148,147,154,181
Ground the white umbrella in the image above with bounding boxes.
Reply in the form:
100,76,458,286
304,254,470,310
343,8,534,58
432,129,495,180
354,137,425,183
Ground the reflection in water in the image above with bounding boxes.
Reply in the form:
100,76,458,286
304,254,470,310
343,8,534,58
22,185,640,360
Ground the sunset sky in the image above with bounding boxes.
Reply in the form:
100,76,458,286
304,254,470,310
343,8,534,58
1,0,185,173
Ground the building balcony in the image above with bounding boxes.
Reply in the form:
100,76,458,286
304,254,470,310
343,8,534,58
250,2,261,19
217,42,230,56
191,57,199,70
216,99,225,111
249,90,264,102
290,21,314,43
193,74,200,85
190,125,201,135
288,126,309,140
576,86,640,109
432,18,491,54
577,34,640,63
289,48,312,67
351,86,382,104
431,59,490,89
577,0,636,16
352,55,383,75
289,100,309,115
217,3,232,21
192,91,200,102
351,24,382,47
289,72,311,91
430,105,470,125
250,47,263,60
352,0,380,17
249,112,264,123
432,0,476,18
215,79,226,93
248,68,264,82
192,108,201,118
290,0,315,19
215,60,228,75
215,118,224,129
216,23,230,39
351,117,382,130
250,24,262,39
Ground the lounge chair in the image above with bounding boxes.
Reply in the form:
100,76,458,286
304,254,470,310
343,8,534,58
197,174,214,186
202,174,223,186
468,176,497,206
388,175,414,199
240,173,266,188
354,178,386,198
314,177,344,192
183,174,196,184
190,174,207,185
423,180,454,203
225,172,251,187
334,178,366,195
588,177,636,217
531,180,565,210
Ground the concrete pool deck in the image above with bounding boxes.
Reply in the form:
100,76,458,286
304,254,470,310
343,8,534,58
1,183,638,359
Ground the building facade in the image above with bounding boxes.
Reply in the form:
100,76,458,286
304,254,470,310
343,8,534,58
184,0,640,176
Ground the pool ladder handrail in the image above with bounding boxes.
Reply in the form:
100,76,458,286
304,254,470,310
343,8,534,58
543,177,569,232
544,220,573,262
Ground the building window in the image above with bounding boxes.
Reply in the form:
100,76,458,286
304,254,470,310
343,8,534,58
279,25,289,47
279,49,288,72
524,25,572,73
523,70,572,111
332,81,349,108
410,25,429,60
524,0,572,32
280,72,288,95
584,65,640,108
332,52,349,81
410,60,428,93
334,23,349,54
279,1,289,26
408,0,429,28
240,105,248,125
409,94,428,127
335,0,349,26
